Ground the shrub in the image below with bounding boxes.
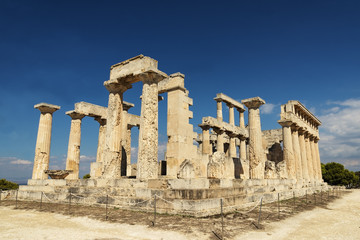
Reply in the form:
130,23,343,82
83,174,91,179
0,178,19,190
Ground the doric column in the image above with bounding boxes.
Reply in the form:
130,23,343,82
90,117,106,178
238,108,247,160
305,133,314,180
227,104,237,158
102,81,130,178
278,120,295,179
137,75,164,179
310,136,318,180
216,100,223,122
242,97,266,179
32,103,60,180
314,137,322,180
65,111,85,180
298,128,309,180
213,127,225,153
238,108,245,128
200,125,211,154
291,124,303,180
126,125,134,177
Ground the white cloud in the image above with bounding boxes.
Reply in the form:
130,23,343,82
318,99,360,171
262,103,276,114
79,155,96,161
0,157,32,165
10,159,32,165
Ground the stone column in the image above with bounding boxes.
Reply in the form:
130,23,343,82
32,103,60,180
238,108,247,160
216,100,223,122
291,124,303,180
314,137,322,180
279,120,295,179
305,133,314,180
298,128,309,180
126,125,134,177
213,127,225,153
65,111,85,180
310,136,319,180
90,117,106,178
242,97,266,179
102,82,130,178
200,125,211,154
227,104,237,158
137,77,162,179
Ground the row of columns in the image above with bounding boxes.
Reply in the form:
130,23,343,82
279,120,322,181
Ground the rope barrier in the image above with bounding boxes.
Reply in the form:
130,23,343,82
235,196,264,214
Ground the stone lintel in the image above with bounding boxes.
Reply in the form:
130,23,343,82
34,103,61,113
214,93,245,111
75,102,107,119
158,72,186,94
241,97,266,109
126,113,140,128
110,55,158,77
281,113,319,138
104,79,132,93
65,110,85,120
202,116,248,138
287,100,322,126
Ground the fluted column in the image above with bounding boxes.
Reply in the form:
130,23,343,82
291,125,303,180
65,111,85,180
279,120,295,179
242,97,266,179
310,136,318,180
137,75,164,179
103,81,130,178
298,128,309,180
238,108,247,160
314,137,322,180
126,125,134,177
200,125,211,154
305,133,314,180
32,103,60,180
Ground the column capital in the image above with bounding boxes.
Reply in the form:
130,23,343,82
278,120,293,127
199,124,211,131
236,107,246,113
94,116,106,125
66,110,85,120
213,127,225,135
34,103,60,114
314,137,320,143
226,103,234,108
291,123,300,131
104,79,132,93
242,97,266,109
298,127,306,135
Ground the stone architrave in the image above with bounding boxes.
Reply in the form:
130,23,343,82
298,128,309,180
65,111,85,180
242,97,266,179
32,103,60,180
90,117,106,178
137,77,164,179
291,124,303,180
278,120,295,179
305,133,314,180
102,81,130,178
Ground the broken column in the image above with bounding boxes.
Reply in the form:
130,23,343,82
65,111,85,179
242,97,266,179
32,103,60,180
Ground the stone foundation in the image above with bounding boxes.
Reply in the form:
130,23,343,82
14,178,327,217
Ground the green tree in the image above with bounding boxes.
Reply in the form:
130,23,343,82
322,162,358,187
0,179,19,190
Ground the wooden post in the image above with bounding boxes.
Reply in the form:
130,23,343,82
278,193,280,219
106,194,108,221
40,192,43,210
258,198,263,225
154,195,157,226
15,190,18,209
221,198,224,238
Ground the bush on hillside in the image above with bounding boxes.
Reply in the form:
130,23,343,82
0,178,19,190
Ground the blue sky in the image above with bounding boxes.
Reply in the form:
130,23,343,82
1,0,360,183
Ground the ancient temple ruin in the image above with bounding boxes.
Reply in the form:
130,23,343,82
19,55,327,216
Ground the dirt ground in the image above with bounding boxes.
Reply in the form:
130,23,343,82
0,189,357,240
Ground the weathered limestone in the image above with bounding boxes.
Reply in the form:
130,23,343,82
137,73,167,179
278,120,295,179
90,117,106,178
32,103,60,180
200,125,211,155
310,136,318,180
305,133,314,180
242,97,266,179
298,128,309,180
65,111,85,180
213,128,225,153
314,138,322,180
291,125,303,180
216,101,223,122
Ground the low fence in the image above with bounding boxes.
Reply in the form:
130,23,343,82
0,187,346,240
